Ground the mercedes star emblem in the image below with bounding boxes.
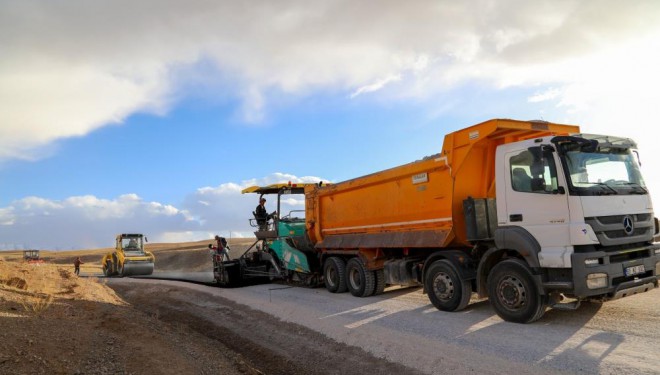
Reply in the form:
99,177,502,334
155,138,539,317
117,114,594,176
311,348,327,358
622,215,634,236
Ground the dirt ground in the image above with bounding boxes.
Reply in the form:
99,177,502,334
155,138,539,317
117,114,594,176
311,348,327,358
0,242,420,375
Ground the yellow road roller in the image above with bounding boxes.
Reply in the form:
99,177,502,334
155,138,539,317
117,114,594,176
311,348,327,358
101,234,155,277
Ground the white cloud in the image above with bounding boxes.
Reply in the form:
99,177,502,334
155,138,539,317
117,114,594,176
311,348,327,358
3,1,660,162
184,173,327,233
239,172,328,187
0,61,171,161
0,193,197,250
0,207,15,225
528,88,561,103
350,74,402,98
0,173,326,250
155,231,216,244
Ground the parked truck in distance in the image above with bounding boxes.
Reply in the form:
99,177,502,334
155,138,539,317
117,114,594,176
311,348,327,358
221,118,659,323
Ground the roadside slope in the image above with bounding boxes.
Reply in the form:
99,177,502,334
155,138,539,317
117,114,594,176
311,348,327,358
0,259,259,374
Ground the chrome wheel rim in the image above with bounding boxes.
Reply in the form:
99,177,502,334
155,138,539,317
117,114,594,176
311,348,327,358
433,272,454,301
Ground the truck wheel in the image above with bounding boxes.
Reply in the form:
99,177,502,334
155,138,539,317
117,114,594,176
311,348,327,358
425,259,471,312
374,269,386,296
324,257,348,293
346,258,376,297
487,259,547,323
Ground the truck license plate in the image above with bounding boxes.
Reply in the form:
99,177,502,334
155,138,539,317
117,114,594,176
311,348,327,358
624,265,645,277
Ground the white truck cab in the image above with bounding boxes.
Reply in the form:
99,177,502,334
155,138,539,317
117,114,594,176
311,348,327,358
495,134,660,303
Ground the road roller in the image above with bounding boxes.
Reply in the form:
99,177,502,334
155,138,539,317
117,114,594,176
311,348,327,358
101,233,155,277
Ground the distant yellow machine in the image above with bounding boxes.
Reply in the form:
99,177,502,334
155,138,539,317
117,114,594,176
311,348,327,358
101,234,154,277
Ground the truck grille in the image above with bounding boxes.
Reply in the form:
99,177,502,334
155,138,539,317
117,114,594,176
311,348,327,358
595,213,651,225
585,213,654,247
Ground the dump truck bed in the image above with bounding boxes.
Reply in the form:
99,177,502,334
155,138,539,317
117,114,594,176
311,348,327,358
305,119,579,249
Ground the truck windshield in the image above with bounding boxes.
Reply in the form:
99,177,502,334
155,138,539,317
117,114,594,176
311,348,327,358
558,138,646,196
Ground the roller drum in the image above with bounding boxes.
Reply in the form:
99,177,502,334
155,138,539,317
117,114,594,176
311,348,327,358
122,260,154,276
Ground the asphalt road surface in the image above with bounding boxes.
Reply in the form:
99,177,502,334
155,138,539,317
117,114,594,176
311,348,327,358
109,274,660,375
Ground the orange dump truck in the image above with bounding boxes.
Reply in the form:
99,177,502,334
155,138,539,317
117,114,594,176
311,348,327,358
303,118,659,323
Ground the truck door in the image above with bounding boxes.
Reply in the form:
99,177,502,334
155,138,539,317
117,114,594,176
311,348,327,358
503,145,572,267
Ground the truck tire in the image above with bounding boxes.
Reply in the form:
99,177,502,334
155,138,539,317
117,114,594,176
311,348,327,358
487,259,547,323
346,258,376,297
324,257,348,293
374,269,386,296
425,259,471,312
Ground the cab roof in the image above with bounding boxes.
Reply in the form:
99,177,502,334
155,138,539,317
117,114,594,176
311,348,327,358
241,182,324,195
117,233,144,238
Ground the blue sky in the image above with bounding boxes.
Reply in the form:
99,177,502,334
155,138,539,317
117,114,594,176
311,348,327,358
2,1,660,249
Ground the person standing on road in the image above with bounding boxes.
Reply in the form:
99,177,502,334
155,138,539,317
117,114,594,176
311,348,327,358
74,257,84,276
215,236,230,261
208,237,230,262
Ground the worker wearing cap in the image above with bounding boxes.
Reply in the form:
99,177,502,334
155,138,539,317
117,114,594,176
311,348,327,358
255,197,270,231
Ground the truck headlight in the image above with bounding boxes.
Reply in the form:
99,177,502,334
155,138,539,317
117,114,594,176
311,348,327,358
586,273,608,289
655,248,660,255
584,258,600,266
656,262,660,275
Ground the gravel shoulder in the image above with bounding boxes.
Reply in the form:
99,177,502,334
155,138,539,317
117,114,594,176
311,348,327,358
111,282,423,375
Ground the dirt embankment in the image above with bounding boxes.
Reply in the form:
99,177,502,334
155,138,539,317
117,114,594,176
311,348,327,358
0,259,251,375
